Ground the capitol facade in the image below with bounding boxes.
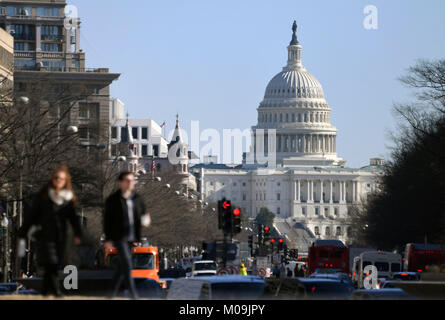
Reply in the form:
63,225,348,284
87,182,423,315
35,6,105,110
191,22,383,251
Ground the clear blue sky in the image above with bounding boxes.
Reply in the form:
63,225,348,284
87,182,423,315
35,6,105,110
74,0,445,168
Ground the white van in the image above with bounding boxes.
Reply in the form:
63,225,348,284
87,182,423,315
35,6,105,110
352,251,402,288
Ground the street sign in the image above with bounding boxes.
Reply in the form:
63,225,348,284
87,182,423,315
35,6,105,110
273,254,281,264
256,256,271,270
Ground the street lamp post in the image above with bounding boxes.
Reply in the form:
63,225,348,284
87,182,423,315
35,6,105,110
1,214,9,282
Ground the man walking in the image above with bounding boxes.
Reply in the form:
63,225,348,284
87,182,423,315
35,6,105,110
104,171,151,299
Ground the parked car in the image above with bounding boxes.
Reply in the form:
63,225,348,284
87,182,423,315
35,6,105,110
262,278,354,300
309,272,353,286
167,275,265,300
390,272,420,281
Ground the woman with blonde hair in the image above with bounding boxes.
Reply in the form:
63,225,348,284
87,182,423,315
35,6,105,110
18,165,82,296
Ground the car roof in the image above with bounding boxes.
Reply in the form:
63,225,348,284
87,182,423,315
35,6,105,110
297,278,347,284
179,275,264,284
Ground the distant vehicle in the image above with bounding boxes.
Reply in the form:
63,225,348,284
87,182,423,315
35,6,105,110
403,243,445,272
308,240,349,276
167,275,265,300
309,272,353,286
105,242,160,282
191,260,217,277
180,256,202,271
352,251,402,288
390,272,420,281
348,247,376,274
352,288,416,300
0,283,39,295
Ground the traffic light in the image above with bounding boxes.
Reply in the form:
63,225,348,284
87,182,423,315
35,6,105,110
264,226,271,243
258,224,264,244
218,198,232,234
284,244,288,257
278,238,284,251
217,199,227,229
248,235,253,249
232,207,242,234
270,238,275,253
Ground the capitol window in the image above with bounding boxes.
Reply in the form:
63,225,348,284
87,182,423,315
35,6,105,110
314,226,320,235
325,227,331,236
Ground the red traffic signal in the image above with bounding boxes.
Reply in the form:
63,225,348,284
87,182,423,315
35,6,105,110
271,239,275,243
279,238,284,243
233,208,241,216
264,226,270,232
223,201,231,209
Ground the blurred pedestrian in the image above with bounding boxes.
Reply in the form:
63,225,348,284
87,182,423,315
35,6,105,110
240,264,248,276
104,171,151,299
18,165,82,297
272,265,280,278
280,264,286,278
294,264,299,278
286,267,293,278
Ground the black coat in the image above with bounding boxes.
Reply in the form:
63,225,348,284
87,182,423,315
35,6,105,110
104,190,146,242
18,187,82,266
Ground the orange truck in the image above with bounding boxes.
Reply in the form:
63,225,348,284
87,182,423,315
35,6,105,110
104,243,160,282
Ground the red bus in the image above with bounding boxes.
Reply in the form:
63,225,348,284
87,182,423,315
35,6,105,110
403,243,445,272
308,240,349,276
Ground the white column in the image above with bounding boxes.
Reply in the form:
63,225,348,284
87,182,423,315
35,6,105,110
36,24,41,52
297,180,301,202
320,180,324,204
330,180,333,203
352,181,356,202
307,180,310,202
75,21,81,53
310,180,314,202
339,181,343,203
65,26,72,53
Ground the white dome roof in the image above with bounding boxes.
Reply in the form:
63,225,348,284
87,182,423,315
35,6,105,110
264,69,325,100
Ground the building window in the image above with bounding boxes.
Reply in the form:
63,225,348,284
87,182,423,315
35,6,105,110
334,208,339,216
277,193,281,201
111,144,117,157
302,207,306,216
37,7,60,17
242,182,246,187
41,25,61,41
242,193,247,201
78,103,98,119
41,43,60,52
141,127,148,140
132,127,138,139
142,145,148,156
336,226,342,236
314,226,320,235
153,145,159,157
277,207,280,215
79,127,88,139
315,207,319,216
325,227,331,236
111,127,117,139
7,6,32,16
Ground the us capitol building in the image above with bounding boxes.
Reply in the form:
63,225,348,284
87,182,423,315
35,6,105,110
191,22,384,252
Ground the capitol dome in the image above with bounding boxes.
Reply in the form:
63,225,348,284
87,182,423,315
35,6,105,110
250,21,345,168
264,69,325,100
